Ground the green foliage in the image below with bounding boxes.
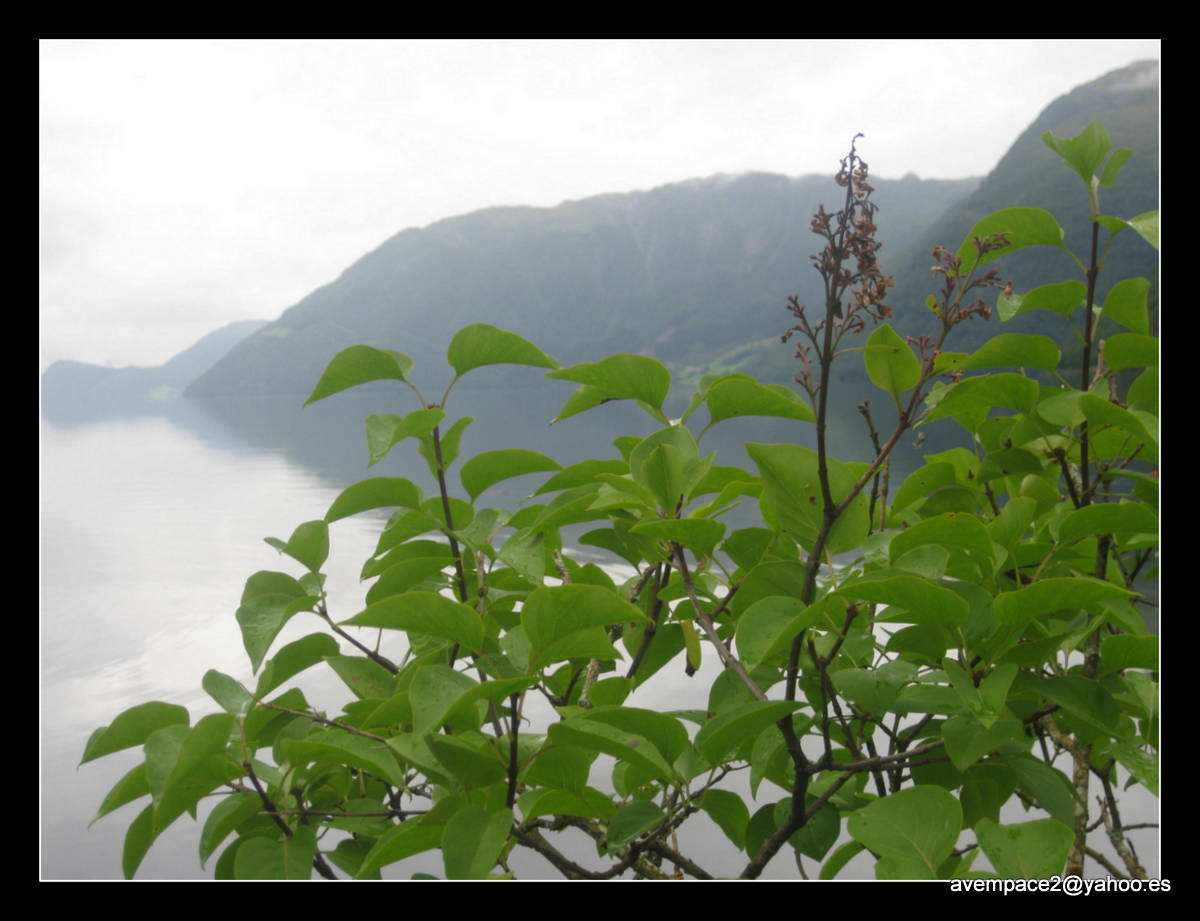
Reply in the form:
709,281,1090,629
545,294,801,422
85,128,1158,880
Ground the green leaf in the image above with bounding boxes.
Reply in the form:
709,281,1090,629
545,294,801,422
91,762,151,826
304,345,414,405
547,354,671,421
1112,742,1158,796
241,569,308,603
520,584,649,658
409,665,480,734
891,462,957,514
82,701,189,764
1007,756,1078,827
1098,147,1133,188
978,449,1046,483
202,670,253,717
922,374,1040,426
956,208,1064,275
1104,334,1158,372
734,596,820,670
941,715,1025,771
888,512,997,579
122,803,156,879
498,528,546,584
699,788,750,851
547,383,611,424
325,477,423,523
533,458,628,496
342,592,485,653
994,577,1133,625
821,840,866,880
629,518,727,558
977,663,1019,724
444,676,541,729
1101,277,1152,336
831,660,919,716
746,442,869,554
694,700,802,765
518,787,615,821
326,837,381,879
548,718,677,784
628,425,701,503
447,323,559,377
460,449,561,502
234,827,316,880
442,806,514,879
1057,502,1158,545
523,745,596,794
847,786,961,879
365,409,445,466
254,633,340,698
703,374,815,427
1042,122,1112,185
1101,634,1158,672
1127,210,1159,251
580,707,690,765
1033,675,1122,736
282,731,406,788
607,800,665,850
962,334,1061,372
637,443,687,512
787,799,840,861
154,714,239,830
236,592,318,673
975,817,1072,878
1079,394,1157,453
213,836,247,880
199,794,260,868
959,763,1019,828
263,519,329,573
862,323,921,401
840,573,970,628
356,821,444,878
996,280,1085,322
427,734,507,789
523,484,607,533
533,630,622,670
324,655,396,700
419,416,473,475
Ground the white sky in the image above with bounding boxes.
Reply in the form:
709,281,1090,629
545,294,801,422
39,39,1160,371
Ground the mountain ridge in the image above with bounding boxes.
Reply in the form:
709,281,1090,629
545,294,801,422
41,319,269,418
186,169,981,398
44,59,1157,413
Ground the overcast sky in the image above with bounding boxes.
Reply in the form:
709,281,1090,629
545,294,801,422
39,39,1160,371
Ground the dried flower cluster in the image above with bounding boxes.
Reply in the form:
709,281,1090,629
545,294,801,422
782,135,895,394
928,234,1012,326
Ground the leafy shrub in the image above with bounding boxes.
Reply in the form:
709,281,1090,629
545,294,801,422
83,125,1158,880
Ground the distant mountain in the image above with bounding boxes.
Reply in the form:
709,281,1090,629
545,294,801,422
186,170,979,399
182,60,1159,404
41,319,269,419
888,60,1159,348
